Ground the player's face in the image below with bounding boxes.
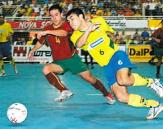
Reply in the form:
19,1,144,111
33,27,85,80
67,14,81,30
0,16,4,25
50,9,63,26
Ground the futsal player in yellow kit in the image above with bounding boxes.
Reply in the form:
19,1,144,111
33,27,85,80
0,15,17,76
66,8,163,120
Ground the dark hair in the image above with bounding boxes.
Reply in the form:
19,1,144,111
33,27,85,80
161,19,163,24
66,8,85,19
49,4,62,13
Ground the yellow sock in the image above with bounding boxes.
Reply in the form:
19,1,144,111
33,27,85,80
132,73,153,86
0,59,4,73
128,94,159,107
10,59,16,69
10,59,15,65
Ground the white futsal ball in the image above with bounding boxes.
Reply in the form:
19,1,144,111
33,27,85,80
7,103,27,124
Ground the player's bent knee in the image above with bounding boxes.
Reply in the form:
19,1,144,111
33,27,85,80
42,65,51,74
117,79,127,86
117,77,132,86
117,97,127,103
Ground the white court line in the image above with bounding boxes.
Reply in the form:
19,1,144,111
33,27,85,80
87,93,102,96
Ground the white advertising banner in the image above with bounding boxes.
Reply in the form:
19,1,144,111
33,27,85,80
12,45,52,63
106,19,148,29
125,20,148,28
7,19,148,31
12,45,126,63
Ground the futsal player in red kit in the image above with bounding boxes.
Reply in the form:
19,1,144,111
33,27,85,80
28,4,115,104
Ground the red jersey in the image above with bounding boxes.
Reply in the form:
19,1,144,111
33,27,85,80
152,28,163,39
152,28,163,47
39,22,75,61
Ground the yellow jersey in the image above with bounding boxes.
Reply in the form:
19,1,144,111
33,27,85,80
71,16,119,66
0,22,13,43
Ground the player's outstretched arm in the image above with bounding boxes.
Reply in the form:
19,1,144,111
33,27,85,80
77,23,100,48
37,30,68,39
28,42,42,60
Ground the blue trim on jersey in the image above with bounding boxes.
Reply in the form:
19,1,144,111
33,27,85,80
90,38,104,48
102,50,135,87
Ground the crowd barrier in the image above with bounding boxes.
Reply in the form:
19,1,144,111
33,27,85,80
6,17,162,31
12,45,153,63
12,45,52,63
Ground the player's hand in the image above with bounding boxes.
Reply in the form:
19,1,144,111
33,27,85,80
88,22,100,32
28,51,34,60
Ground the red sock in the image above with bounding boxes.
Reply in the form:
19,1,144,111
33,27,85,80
92,79,109,96
45,72,68,92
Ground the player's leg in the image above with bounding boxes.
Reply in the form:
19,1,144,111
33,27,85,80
0,58,5,76
113,51,163,98
67,54,115,104
103,50,163,119
8,56,18,74
0,44,5,76
114,51,151,86
4,41,18,74
79,70,115,104
116,68,152,87
155,56,162,78
116,66,163,97
115,61,163,119
111,83,163,120
43,63,72,102
153,47,163,78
